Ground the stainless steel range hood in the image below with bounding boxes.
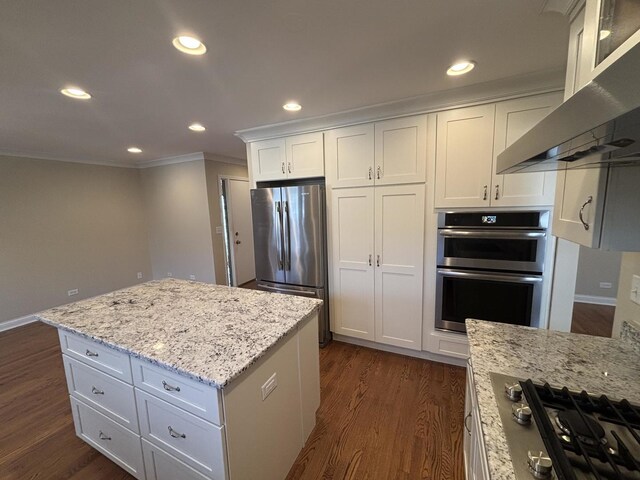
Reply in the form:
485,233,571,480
497,41,640,174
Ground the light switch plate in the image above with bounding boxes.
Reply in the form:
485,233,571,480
631,275,640,305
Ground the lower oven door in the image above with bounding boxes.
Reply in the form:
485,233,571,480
435,268,543,333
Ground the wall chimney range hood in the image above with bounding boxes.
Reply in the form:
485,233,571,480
497,42,640,174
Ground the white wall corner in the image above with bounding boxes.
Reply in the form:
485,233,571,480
0,314,38,333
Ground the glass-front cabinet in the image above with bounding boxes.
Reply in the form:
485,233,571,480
596,0,640,65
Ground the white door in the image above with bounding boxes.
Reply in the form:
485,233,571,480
330,188,375,340
435,105,495,208
492,93,562,207
285,132,324,178
324,124,375,188
228,179,256,285
250,138,286,181
374,115,427,186
374,184,425,350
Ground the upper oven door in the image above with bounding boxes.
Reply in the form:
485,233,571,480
437,229,547,273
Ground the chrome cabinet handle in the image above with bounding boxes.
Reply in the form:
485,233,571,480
464,413,472,435
376,166,381,179
368,166,373,180
483,185,488,201
376,255,380,267
162,380,181,392
495,184,500,200
91,386,104,395
368,254,372,266
287,162,292,174
168,426,186,439
98,431,111,441
275,202,283,269
85,349,98,357
281,162,285,174
579,195,593,231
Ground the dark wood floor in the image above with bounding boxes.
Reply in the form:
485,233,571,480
0,322,465,480
571,302,615,338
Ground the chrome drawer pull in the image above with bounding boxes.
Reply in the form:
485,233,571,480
579,195,593,231
162,380,181,392
168,426,186,439
464,413,472,435
91,386,104,395
85,349,99,357
98,431,111,441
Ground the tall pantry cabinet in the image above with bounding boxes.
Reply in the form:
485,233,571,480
325,115,427,350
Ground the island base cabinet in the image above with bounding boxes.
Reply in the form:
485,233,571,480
70,397,145,480
142,439,211,480
464,362,490,480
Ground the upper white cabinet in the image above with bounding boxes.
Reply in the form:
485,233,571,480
434,104,496,208
329,184,425,349
325,115,427,188
564,2,591,100
435,93,561,208
250,132,324,182
492,93,562,206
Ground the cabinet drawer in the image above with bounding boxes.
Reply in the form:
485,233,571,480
136,389,227,480
63,355,138,433
142,438,212,480
59,330,132,383
70,397,144,480
132,357,223,425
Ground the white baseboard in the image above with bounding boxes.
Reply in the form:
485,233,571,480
332,334,467,368
574,294,617,306
0,314,38,333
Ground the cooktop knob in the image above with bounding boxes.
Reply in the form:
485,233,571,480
512,403,532,425
527,450,553,479
505,382,523,401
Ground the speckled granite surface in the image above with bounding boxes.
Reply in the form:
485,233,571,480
466,319,640,480
36,279,321,388
621,320,640,354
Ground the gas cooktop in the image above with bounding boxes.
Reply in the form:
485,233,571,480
490,372,640,479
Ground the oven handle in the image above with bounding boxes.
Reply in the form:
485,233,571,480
438,229,546,239
437,268,543,283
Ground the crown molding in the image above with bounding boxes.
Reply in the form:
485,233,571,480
0,150,135,168
136,152,206,169
235,68,565,143
202,152,247,166
540,0,580,16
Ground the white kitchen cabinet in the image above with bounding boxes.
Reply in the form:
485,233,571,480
434,104,496,208
324,124,375,188
374,115,427,185
464,361,490,480
250,133,324,182
330,187,376,340
330,184,425,348
564,2,591,101
374,184,425,350
492,93,561,206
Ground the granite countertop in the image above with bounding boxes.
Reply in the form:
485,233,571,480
36,278,321,388
466,319,640,480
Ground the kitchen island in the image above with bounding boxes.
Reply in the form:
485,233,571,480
465,319,640,480
36,278,322,480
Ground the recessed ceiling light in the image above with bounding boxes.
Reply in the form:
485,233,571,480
172,35,207,55
188,123,206,132
600,29,611,41
127,147,142,153
283,102,302,112
446,61,476,76
60,87,91,99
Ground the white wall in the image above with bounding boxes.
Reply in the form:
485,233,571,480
0,155,151,325
613,252,640,336
574,246,621,301
140,160,216,283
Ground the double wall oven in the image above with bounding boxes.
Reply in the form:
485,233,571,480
436,211,549,333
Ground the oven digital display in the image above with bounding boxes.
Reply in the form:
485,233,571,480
481,215,497,224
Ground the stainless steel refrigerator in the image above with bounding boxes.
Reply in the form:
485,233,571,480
250,184,331,346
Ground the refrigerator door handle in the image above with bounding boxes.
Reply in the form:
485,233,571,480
275,201,283,270
283,200,291,270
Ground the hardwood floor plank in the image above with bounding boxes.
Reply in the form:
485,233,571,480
571,302,615,337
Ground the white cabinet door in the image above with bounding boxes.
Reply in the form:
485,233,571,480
564,4,591,100
374,115,427,186
435,105,495,208
374,184,424,350
325,124,375,188
250,138,287,182
492,93,562,207
330,188,375,340
285,132,324,178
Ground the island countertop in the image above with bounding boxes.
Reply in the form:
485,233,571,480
36,278,321,388
466,319,640,480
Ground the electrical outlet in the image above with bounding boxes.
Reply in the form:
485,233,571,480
599,282,613,289
137,272,143,279
261,373,278,401
67,289,79,297
631,275,640,306
189,275,196,280
167,272,173,278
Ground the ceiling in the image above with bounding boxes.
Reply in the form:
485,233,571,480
0,0,570,166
